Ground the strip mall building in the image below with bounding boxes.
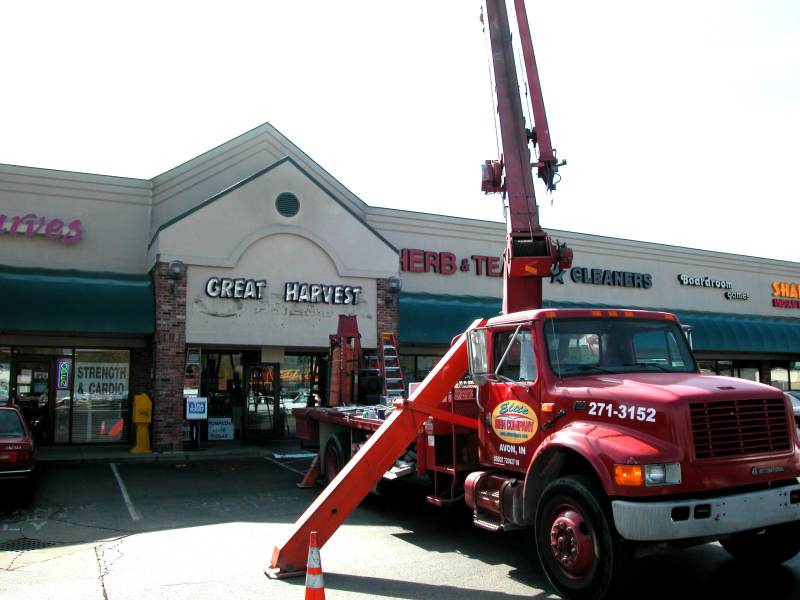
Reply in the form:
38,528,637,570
1,123,799,449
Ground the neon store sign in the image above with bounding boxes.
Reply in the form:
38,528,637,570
56,359,71,390
0,213,83,245
772,280,800,309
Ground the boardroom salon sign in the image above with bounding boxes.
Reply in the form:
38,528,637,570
677,273,749,301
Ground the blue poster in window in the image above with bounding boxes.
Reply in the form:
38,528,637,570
185,396,208,420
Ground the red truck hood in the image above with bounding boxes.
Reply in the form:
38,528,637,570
553,372,782,405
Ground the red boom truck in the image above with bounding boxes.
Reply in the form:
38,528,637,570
269,1,800,598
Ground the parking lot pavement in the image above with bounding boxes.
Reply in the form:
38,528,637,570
1,458,799,600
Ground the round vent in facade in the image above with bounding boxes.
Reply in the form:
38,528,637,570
275,192,300,217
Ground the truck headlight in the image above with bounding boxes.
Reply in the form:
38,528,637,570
645,463,681,486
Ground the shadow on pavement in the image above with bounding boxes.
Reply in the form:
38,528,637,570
2,458,800,600
322,572,550,600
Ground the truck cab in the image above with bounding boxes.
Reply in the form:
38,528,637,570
465,307,800,599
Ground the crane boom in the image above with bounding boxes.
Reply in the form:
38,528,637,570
481,0,571,314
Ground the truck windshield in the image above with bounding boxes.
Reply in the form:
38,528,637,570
544,318,696,378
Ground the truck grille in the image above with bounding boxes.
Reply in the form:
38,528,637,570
690,398,792,459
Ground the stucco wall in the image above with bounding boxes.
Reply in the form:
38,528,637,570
186,234,379,348
368,208,800,319
150,123,370,241
0,164,151,273
157,158,399,349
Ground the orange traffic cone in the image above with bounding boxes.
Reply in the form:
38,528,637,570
305,531,326,600
297,454,321,488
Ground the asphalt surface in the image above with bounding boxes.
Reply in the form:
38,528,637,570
1,457,799,600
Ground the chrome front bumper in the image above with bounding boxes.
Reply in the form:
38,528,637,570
612,482,800,541
0,465,35,479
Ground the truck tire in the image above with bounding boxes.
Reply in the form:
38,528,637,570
323,432,351,483
535,476,631,600
720,521,800,564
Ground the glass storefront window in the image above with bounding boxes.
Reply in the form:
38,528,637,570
13,347,73,356
280,354,322,437
770,366,789,391
200,352,245,441
697,360,716,374
400,355,415,393
736,367,760,382
72,349,131,443
790,362,800,391
0,348,10,404
717,360,733,377
415,355,444,381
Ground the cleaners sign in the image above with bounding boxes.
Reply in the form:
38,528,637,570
75,363,129,399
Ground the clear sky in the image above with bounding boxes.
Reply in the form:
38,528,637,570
1,1,798,263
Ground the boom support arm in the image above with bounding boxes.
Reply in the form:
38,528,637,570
266,321,484,578
481,0,572,314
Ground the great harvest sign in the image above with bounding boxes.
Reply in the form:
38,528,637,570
0,212,83,244
74,363,129,398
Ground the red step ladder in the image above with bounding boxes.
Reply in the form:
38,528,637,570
378,331,405,399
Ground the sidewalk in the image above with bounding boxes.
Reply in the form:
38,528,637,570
36,439,308,465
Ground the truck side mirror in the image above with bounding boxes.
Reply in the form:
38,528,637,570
467,328,491,385
681,324,694,350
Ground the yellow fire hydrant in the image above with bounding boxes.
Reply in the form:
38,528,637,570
130,393,153,454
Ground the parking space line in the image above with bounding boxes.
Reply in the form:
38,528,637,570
110,463,141,521
265,456,307,476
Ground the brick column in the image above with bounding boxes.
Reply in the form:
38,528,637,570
130,345,154,445
151,262,187,451
376,278,400,343
130,346,153,399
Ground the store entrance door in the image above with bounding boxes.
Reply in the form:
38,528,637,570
244,363,281,440
13,358,52,444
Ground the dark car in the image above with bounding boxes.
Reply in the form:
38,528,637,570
0,405,36,490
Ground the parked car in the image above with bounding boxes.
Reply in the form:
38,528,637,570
0,405,36,494
280,392,321,411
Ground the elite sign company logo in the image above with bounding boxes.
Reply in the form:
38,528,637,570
491,400,538,444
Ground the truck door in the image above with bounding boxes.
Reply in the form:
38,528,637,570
479,326,540,472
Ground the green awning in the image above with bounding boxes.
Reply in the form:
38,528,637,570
672,310,800,354
400,293,501,344
400,293,800,354
0,267,154,335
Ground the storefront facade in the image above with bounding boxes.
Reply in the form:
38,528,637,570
0,124,400,449
150,149,399,445
366,210,800,392
2,122,798,449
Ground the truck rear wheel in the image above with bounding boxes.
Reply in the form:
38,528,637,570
720,521,800,564
323,432,350,483
535,476,631,600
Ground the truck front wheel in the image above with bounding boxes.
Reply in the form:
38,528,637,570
720,521,800,564
535,476,631,600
